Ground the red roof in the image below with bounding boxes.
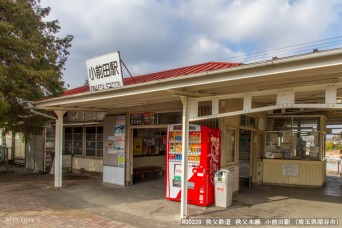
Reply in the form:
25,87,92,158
63,61,239,96
63,85,90,96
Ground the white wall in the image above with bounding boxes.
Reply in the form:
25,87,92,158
72,156,103,173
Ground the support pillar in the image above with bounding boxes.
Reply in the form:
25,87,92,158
180,96,189,219
54,110,66,188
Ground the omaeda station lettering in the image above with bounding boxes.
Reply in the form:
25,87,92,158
86,51,124,92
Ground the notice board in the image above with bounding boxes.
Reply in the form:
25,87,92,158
103,115,126,186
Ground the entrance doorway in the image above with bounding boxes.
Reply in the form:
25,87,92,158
131,127,167,184
239,129,252,187
325,132,342,176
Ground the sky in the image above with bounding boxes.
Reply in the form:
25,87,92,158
40,0,342,89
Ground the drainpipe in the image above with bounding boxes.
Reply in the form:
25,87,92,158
28,102,57,174
27,101,57,120
29,109,57,120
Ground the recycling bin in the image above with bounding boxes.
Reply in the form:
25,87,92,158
214,169,234,207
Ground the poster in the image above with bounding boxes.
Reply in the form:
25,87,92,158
130,112,155,125
133,137,143,155
118,152,125,168
143,138,155,155
114,136,125,153
142,112,155,125
114,116,126,134
113,116,126,153
130,113,142,125
107,136,115,154
106,116,126,167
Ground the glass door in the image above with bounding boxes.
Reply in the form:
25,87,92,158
239,129,252,187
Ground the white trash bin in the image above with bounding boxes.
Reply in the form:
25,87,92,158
214,169,234,208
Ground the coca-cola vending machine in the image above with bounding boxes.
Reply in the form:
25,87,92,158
165,124,220,206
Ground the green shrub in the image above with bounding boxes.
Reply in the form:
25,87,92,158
326,141,334,151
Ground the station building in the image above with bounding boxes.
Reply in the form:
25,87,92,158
31,48,342,193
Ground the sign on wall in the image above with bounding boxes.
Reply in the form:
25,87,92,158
103,115,126,186
106,116,126,163
130,113,155,125
283,164,299,176
86,51,123,92
133,137,143,155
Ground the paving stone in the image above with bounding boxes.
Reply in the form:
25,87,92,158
22,211,40,216
0,212,9,217
37,210,55,216
1,170,341,228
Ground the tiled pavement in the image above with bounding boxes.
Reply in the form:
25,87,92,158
1,209,126,228
0,172,131,228
1,168,342,228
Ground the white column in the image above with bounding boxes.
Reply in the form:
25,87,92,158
54,111,66,188
180,96,189,219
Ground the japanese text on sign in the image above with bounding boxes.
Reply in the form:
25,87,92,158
86,51,123,92
88,61,120,80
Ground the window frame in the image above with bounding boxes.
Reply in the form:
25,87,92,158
64,127,84,156
85,126,103,158
224,127,237,165
240,115,257,129
264,115,323,160
63,125,103,158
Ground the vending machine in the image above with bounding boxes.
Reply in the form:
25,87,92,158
165,124,220,207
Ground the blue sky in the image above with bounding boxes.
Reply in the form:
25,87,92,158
41,0,342,88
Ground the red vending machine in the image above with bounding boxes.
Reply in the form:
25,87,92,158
165,124,220,207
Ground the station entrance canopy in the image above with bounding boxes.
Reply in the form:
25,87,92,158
34,48,342,118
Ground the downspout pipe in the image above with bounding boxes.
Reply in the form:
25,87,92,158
30,109,57,120
27,101,57,174
27,101,57,120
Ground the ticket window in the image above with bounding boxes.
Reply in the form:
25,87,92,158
265,116,322,160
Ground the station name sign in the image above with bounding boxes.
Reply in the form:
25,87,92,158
86,51,124,92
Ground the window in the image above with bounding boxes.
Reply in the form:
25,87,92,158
193,102,218,128
64,126,103,157
86,126,103,157
265,116,322,160
267,116,320,131
64,127,83,155
225,129,236,163
130,112,182,125
240,115,256,128
157,112,182,125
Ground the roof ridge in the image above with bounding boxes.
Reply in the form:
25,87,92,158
63,61,239,96
132,61,235,78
